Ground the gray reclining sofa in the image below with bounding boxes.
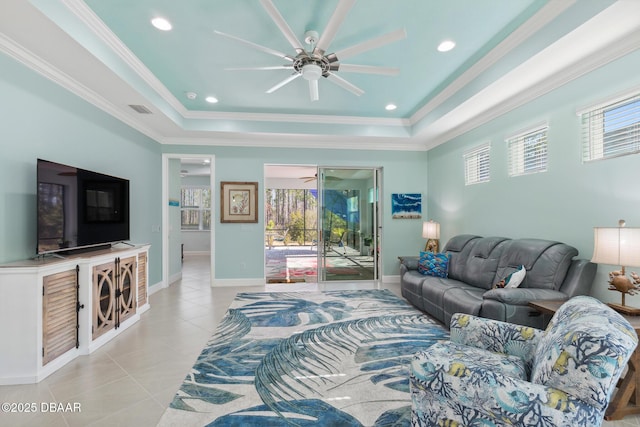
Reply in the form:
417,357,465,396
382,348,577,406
400,234,597,328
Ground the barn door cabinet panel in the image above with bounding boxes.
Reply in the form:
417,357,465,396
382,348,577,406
0,244,150,385
137,251,148,309
91,256,137,340
42,267,79,366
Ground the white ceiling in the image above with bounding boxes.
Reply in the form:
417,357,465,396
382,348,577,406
2,1,640,151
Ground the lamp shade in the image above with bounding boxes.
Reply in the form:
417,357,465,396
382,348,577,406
422,220,440,239
592,226,640,267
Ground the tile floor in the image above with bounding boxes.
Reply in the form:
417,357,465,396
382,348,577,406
0,254,638,426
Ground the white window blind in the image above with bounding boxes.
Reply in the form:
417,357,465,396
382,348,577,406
463,143,490,185
580,92,640,162
507,126,548,177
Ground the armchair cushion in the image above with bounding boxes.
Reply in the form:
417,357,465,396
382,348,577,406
531,296,638,410
450,313,542,375
411,355,598,427
410,296,638,426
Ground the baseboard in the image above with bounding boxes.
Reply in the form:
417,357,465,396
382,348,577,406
148,280,167,295
169,271,182,285
213,278,266,287
382,274,400,284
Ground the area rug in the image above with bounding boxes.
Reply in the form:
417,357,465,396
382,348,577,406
158,289,448,426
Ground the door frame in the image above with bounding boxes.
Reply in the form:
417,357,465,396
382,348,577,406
162,153,216,288
317,166,382,283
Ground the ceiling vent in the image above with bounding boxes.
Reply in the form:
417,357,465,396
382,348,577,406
128,104,152,114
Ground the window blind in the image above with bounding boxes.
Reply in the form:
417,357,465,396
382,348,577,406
463,143,490,185
507,126,548,177
580,93,640,162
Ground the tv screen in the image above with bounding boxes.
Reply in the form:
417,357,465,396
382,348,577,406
37,159,130,255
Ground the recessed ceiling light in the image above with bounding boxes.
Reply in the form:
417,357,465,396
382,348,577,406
151,17,172,31
205,96,219,104
437,40,456,52
385,103,397,111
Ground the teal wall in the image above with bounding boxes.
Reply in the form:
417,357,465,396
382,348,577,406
0,53,163,285
162,146,430,280
427,48,640,304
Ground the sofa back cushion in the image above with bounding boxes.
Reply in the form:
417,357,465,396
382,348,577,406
531,296,638,410
494,239,577,290
454,237,510,289
443,235,480,281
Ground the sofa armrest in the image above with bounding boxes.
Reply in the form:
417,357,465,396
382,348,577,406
398,255,419,271
482,288,568,306
410,351,598,426
450,313,542,372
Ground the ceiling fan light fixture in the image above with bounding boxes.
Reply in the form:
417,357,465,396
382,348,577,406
151,17,172,31
437,40,456,52
302,63,322,81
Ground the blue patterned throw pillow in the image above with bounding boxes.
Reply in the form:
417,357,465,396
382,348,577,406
418,252,450,278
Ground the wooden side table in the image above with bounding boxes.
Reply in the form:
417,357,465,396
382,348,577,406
529,300,640,421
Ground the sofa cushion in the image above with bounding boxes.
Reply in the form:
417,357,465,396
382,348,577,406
420,277,476,324
442,234,480,281
459,237,510,289
442,287,485,327
495,239,577,290
418,251,450,277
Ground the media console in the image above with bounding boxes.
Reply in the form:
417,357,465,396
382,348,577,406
0,244,150,385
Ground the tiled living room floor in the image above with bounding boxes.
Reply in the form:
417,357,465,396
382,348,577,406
0,254,638,426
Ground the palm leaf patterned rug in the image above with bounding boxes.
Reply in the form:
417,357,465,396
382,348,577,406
158,289,448,426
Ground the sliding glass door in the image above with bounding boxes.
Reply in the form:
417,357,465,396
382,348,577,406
317,167,381,282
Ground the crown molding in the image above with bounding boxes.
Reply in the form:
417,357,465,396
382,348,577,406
425,26,640,150
62,0,188,116
0,32,163,143
161,135,427,151
183,109,410,127
409,0,575,127
63,0,412,130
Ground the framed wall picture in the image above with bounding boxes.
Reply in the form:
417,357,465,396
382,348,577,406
220,181,258,223
391,193,422,219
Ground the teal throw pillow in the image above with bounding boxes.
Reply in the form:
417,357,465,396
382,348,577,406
418,251,450,278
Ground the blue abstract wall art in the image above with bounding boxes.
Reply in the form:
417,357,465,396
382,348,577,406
391,193,422,219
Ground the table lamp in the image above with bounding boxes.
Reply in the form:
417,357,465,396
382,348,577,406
592,219,640,315
422,220,440,252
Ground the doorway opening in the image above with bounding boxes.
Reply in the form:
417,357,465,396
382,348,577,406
264,165,318,283
264,165,381,284
162,154,215,289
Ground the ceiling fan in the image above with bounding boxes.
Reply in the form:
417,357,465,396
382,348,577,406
215,0,406,101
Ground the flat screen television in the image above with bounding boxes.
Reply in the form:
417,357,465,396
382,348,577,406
37,159,130,255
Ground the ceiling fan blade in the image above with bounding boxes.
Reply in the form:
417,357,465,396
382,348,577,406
335,64,400,75
225,65,294,71
259,0,305,54
266,73,302,94
325,73,364,96
309,79,319,102
314,0,357,55
333,28,407,61
214,30,294,61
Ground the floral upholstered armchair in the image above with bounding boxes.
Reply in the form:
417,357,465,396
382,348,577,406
410,296,638,426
